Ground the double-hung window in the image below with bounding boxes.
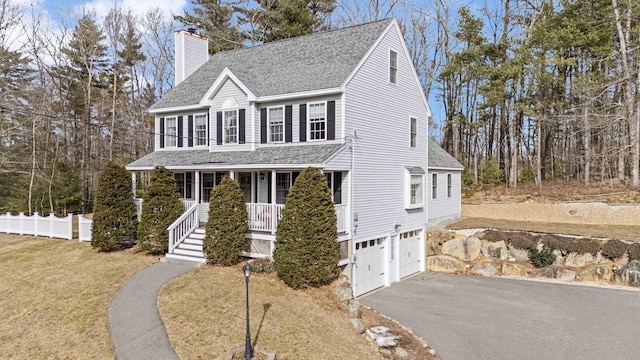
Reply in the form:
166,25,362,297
165,117,177,147
432,173,438,199
447,174,452,198
389,50,398,84
195,114,207,146
224,110,238,144
410,117,417,148
405,167,425,208
276,173,292,204
269,107,284,143
308,102,326,140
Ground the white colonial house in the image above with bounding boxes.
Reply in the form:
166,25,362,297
127,18,461,296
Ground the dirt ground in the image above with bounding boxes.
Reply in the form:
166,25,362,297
448,180,640,241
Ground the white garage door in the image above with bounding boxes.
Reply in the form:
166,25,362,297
398,229,423,279
354,237,386,297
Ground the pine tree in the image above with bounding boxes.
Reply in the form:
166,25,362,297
204,176,249,265
91,161,137,251
138,166,183,255
273,167,339,289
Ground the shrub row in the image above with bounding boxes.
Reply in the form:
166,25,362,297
481,230,638,261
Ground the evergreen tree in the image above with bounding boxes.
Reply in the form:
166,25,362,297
91,161,137,251
273,167,339,289
204,176,249,265
138,166,183,255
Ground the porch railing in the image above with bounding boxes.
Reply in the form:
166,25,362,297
246,203,348,234
335,204,348,234
246,203,284,233
167,202,199,253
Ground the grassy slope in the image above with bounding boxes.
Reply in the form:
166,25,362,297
0,235,156,359
159,264,380,360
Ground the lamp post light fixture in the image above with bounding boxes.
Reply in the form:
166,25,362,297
242,264,253,360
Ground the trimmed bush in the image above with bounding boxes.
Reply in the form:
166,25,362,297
482,230,508,242
91,162,138,252
507,232,537,251
601,240,630,260
530,247,555,268
629,243,640,261
563,238,601,256
138,166,183,255
204,176,248,265
273,167,339,289
250,258,275,273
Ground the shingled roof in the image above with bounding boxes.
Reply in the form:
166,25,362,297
150,19,394,110
428,139,464,170
126,143,345,170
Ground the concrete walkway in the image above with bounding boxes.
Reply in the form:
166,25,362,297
108,260,198,360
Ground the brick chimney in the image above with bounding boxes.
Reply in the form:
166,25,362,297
174,29,209,86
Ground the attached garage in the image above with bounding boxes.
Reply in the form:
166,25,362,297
353,237,386,297
398,229,423,279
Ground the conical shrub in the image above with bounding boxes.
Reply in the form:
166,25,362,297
91,161,137,251
138,166,182,255
273,167,339,288
204,176,249,265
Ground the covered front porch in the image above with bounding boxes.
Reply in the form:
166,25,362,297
132,168,350,261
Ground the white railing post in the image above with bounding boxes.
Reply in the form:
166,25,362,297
67,213,73,240
33,212,38,237
19,212,24,235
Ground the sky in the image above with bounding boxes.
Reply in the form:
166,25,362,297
20,0,188,21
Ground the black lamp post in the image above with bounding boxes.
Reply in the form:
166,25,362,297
242,264,253,360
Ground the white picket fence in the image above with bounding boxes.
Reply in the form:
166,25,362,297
78,215,93,242
0,212,74,240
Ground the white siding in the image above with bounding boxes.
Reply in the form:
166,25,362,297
427,170,462,227
175,31,208,86
256,94,343,145
209,79,252,152
344,24,430,240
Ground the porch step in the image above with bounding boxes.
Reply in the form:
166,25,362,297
165,253,206,264
166,227,206,263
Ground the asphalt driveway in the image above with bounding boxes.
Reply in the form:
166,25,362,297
360,272,640,360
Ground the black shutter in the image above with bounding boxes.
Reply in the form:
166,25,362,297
260,108,267,144
327,101,335,140
159,117,165,148
333,171,342,204
206,112,210,146
188,115,193,147
239,109,246,144
292,171,300,185
216,111,223,145
285,105,293,143
177,115,183,147
299,104,307,142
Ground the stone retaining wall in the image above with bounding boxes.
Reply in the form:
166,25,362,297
427,230,640,287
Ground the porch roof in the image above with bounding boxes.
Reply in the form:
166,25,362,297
126,143,345,171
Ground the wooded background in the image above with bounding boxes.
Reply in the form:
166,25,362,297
1,0,639,215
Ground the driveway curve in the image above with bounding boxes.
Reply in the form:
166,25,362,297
360,272,640,360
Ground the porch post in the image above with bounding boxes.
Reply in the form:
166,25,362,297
131,172,137,198
271,171,277,234
195,170,201,203
230,171,236,180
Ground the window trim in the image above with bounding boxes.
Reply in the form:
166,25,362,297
447,173,452,198
432,173,438,199
389,49,398,84
307,101,327,141
223,109,238,144
410,117,417,148
268,105,285,143
194,112,208,147
405,167,425,209
165,116,177,148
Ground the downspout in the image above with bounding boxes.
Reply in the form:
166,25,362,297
350,129,358,295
